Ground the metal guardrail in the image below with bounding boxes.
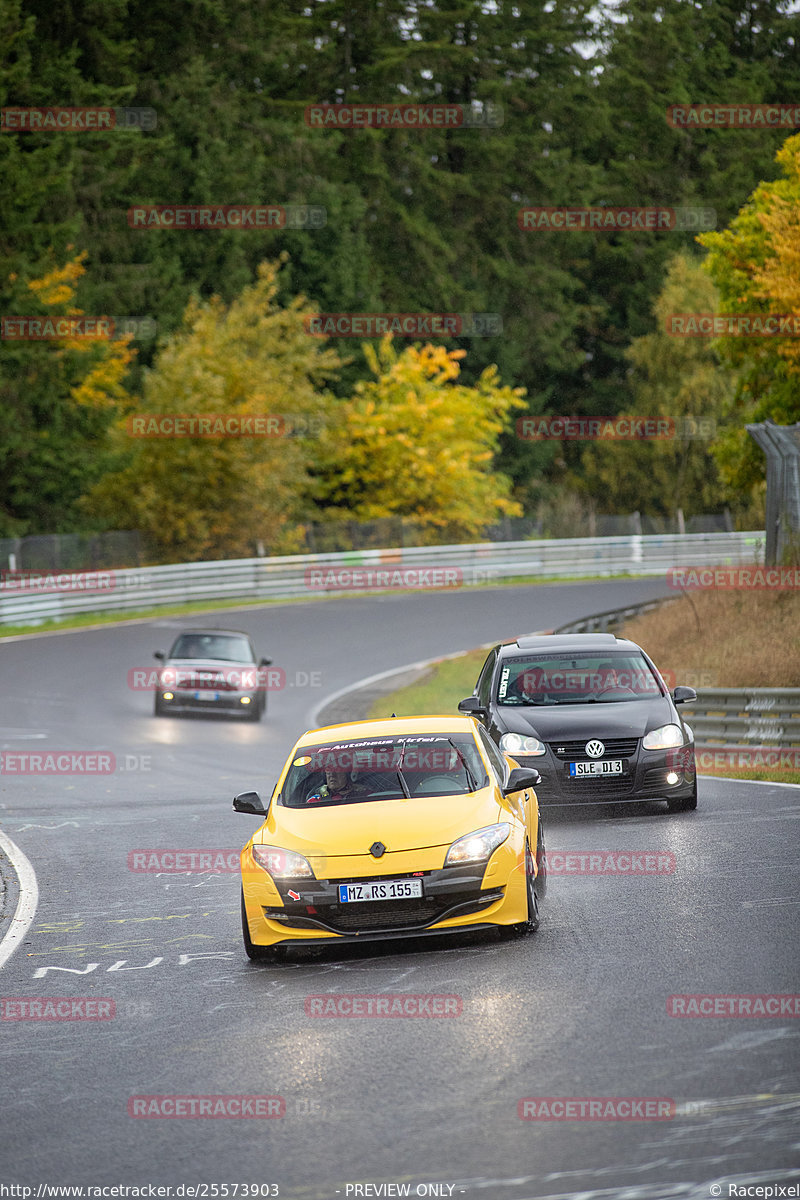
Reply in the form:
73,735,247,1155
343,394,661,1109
0,530,764,627
689,689,800,750
553,597,668,635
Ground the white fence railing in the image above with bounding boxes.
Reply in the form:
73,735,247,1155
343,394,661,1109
0,531,765,627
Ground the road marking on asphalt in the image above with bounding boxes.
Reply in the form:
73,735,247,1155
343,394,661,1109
0,830,39,971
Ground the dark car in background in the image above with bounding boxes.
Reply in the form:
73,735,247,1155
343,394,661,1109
153,628,272,721
459,633,697,812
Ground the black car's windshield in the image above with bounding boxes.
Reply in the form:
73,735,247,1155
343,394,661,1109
497,653,663,706
170,634,253,662
280,734,488,808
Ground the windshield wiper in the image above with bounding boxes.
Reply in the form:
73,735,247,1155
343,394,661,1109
395,741,411,799
448,739,478,792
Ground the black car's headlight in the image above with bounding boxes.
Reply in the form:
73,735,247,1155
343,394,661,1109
500,733,546,756
444,823,510,867
642,724,684,750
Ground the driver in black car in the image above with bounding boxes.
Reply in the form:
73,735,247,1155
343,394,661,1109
595,662,638,698
306,767,366,804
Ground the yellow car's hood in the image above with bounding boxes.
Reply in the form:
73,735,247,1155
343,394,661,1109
258,787,504,857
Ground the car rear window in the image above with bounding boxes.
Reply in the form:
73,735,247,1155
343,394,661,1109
497,653,664,705
280,734,488,808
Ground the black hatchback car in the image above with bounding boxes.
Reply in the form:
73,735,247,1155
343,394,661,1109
458,633,697,812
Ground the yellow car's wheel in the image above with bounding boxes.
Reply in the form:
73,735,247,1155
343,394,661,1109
500,842,540,939
241,889,284,962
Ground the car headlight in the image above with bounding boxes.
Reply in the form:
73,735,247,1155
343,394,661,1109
642,724,684,751
500,732,546,757
444,823,510,867
252,846,314,879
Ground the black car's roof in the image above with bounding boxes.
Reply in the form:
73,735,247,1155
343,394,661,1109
174,628,252,638
499,634,640,656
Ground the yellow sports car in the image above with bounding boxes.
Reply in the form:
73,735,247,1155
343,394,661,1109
234,714,546,960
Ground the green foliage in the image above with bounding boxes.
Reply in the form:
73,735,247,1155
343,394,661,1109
5,0,800,542
573,252,738,518
699,133,800,493
81,259,343,561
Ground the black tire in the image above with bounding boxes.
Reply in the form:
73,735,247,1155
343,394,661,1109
154,694,166,717
241,888,284,962
667,776,698,812
500,842,540,939
534,823,547,900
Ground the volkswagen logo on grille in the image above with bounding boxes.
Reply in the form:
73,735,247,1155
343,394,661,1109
369,841,386,858
585,740,605,758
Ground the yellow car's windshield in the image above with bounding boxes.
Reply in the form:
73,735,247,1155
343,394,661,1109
280,734,488,808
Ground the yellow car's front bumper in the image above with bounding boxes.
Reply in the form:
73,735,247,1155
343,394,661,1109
241,835,531,949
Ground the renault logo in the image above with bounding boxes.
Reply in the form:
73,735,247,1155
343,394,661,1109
370,841,386,858
585,740,605,758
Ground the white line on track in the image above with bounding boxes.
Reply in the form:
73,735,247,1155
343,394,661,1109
0,830,39,971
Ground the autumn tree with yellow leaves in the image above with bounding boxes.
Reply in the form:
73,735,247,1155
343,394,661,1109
698,133,800,494
83,259,343,561
315,339,525,543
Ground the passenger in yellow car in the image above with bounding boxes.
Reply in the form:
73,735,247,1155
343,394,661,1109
306,768,366,804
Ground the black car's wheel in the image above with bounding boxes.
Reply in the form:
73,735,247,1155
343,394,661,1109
241,889,284,962
667,777,698,813
154,694,166,717
246,697,264,722
500,842,540,939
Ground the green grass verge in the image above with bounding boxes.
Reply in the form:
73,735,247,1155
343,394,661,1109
368,650,800,786
367,650,489,719
697,767,800,785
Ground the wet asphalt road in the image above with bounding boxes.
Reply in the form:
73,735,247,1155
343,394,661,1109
0,579,798,1199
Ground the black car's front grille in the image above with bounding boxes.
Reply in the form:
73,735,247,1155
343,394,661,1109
550,737,640,759
559,772,636,797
